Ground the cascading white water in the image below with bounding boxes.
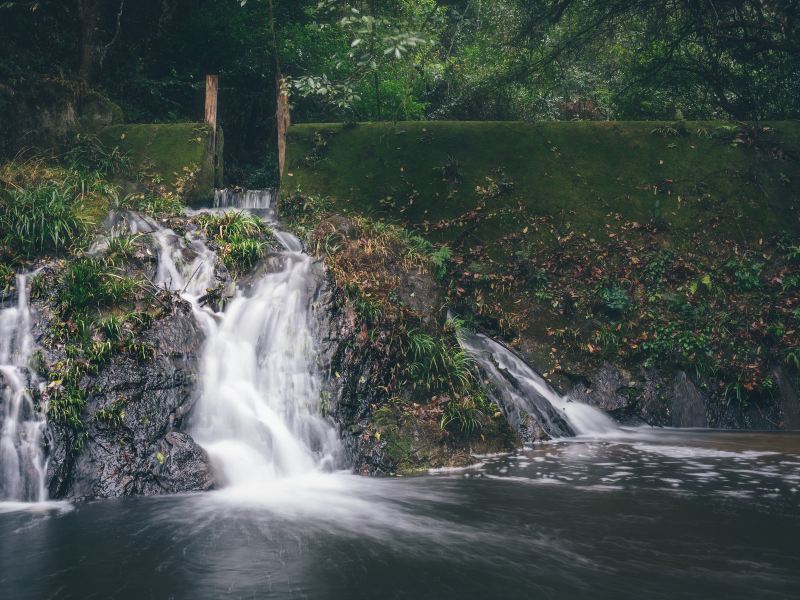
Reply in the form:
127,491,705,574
459,330,618,438
0,275,48,503
190,250,341,485
214,189,276,213
144,194,341,488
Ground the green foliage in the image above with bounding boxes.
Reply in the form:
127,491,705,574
786,347,800,370
59,258,139,316
0,181,92,257
440,392,495,434
47,384,87,432
105,233,142,265
0,262,13,300
125,340,156,363
95,401,126,428
428,245,452,280
98,315,124,342
596,283,632,314
46,356,89,436
120,193,184,219
642,324,714,375
195,211,273,274
64,134,130,176
403,329,475,394
196,210,269,240
643,251,675,283
280,189,334,237
725,258,763,291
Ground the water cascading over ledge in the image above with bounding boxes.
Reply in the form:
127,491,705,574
0,275,48,503
213,189,276,213
153,190,343,487
458,329,618,442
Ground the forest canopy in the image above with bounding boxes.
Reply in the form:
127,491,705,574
1,0,798,165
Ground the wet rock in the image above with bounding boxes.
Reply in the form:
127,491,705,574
568,362,635,413
670,371,708,428
773,366,800,429
43,297,213,500
631,368,672,426
313,273,513,475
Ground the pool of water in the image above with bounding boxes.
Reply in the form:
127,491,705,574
1,429,799,599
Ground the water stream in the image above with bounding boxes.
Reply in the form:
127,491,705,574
1,192,798,598
459,329,618,439
148,194,341,490
0,275,47,504
1,430,798,599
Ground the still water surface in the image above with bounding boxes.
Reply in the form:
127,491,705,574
1,429,798,600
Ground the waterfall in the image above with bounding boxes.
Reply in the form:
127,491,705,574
214,189,277,216
0,275,48,503
459,330,618,440
149,192,341,488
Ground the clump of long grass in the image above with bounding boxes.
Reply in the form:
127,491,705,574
0,181,92,257
63,133,130,176
59,257,141,316
403,328,476,394
120,192,184,219
194,211,274,273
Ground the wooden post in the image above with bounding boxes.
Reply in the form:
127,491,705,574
205,74,218,132
276,76,291,180
205,74,221,186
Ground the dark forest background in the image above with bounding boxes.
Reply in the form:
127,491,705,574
2,0,798,176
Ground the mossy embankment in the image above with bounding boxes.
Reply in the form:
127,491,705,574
285,121,800,244
285,121,800,428
98,123,222,203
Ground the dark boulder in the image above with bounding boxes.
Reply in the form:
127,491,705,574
43,297,213,500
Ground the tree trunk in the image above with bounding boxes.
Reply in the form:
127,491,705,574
77,0,125,85
77,0,100,84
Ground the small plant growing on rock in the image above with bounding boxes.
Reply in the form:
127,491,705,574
596,282,632,314
194,211,275,275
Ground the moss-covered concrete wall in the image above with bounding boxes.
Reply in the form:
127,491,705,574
98,123,222,204
285,121,800,244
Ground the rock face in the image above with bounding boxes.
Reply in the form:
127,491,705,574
0,79,123,156
42,298,213,500
313,278,396,473
564,359,799,431
671,372,708,428
311,245,515,475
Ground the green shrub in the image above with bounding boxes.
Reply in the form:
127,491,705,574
105,233,142,264
120,192,184,218
403,329,476,394
195,211,273,273
60,258,139,316
428,245,452,280
64,134,130,176
440,392,495,433
725,258,763,291
0,182,91,257
597,283,632,314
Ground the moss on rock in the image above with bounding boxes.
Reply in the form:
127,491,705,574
98,123,221,203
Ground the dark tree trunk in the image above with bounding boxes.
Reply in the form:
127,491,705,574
77,0,125,85
77,0,100,84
